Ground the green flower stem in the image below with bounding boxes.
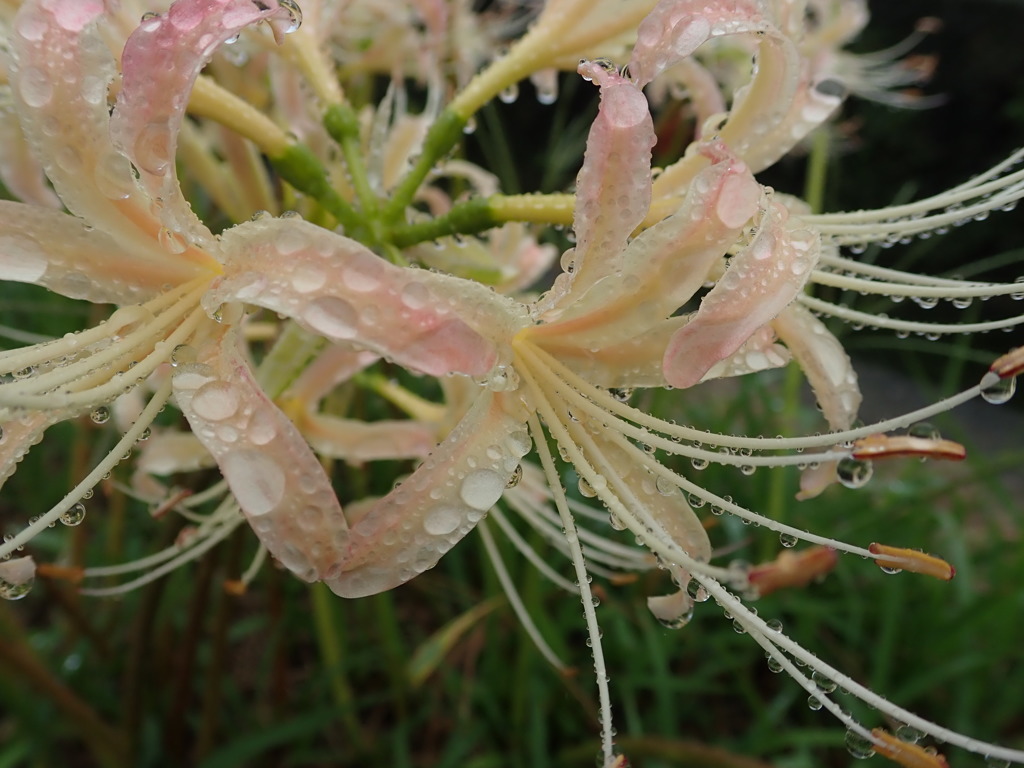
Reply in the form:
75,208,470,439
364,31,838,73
324,104,380,219
271,144,365,238
381,109,468,224
389,197,497,248
390,192,575,248
310,582,365,751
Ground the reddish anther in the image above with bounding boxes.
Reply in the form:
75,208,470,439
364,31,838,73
868,543,955,581
990,346,1024,378
871,729,950,768
851,434,966,461
747,545,838,597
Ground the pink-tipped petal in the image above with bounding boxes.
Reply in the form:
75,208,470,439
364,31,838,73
536,62,655,319
138,430,217,475
773,303,861,431
110,0,289,251
534,142,759,351
172,329,347,584
629,0,764,86
8,1,183,260
664,199,820,389
215,217,516,377
324,391,531,598
0,107,61,208
302,416,438,463
281,345,380,405
0,201,203,303
0,411,60,491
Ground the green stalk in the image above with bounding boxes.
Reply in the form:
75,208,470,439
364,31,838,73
324,104,380,219
310,582,365,751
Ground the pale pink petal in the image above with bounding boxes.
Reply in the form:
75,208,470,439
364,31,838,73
281,345,380,406
0,411,61,491
0,105,61,208
172,328,346,584
773,303,862,501
664,199,820,389
698,325,791,382
629,0,764,87
533,142,759,351
110,0,289,251
137,430,217,475
0,202,202,303
214,217,516,377
535,61,655,320
302,416,438,463
324,391,532,598
772,304,861,431
8,1,185,260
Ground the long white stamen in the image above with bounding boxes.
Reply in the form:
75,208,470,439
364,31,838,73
80,499,241,596
0,379,173,560
491,505,581,592
800,294,1024,334
478,519,569,671
526,412,616,766
697,575,1024,764
811,269,1024,299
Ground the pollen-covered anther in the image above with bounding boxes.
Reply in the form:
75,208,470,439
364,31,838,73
990,346,1024,378
35,563,85,585
747,546,838,597
851,434,966,461
871,728,950,768
868,543,955,581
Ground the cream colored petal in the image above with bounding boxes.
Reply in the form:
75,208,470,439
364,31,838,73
173,328,347,584
302,415,438,463
323,390,531,598
664,199,820,388
0,201,203,303
215,217,522,377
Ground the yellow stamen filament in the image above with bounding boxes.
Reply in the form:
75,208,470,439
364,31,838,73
868,543,955,581
189,74,291,158
991,346,1024,378
852,434,966,461
871,729,950,768
747,546,838,597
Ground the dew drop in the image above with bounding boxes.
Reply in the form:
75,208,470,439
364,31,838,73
191,381,240,422
60,502,86,527
90,406,110,425
690,456,709,470
685,579,709,602
170,344,197,366
907,421,940,440
807,695,823,711
896,725,924,744
303,296,358,340
836,457,873,489
0,557,34,600
779,532,798,548
423,505,462,536
981,374,1016,405
767,656,784,673
845,730,875,760
505,464,523,489
459,469,504,511
578,476,597,498
221,450,286,516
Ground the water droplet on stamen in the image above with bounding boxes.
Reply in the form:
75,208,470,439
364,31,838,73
90,406,110,425
60,503,86,527
836,457,873,488
981,374,1016,404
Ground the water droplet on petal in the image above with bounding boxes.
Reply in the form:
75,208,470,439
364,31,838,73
459,469,504,511
222,450,286,516
191,381,240,422
303,297,358,339
423,505,462,536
